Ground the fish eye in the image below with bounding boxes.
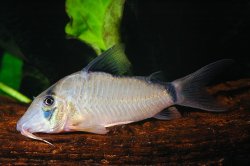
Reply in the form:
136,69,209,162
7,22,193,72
43,96,54,106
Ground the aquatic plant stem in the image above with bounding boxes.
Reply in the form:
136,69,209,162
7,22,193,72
0,82,31,103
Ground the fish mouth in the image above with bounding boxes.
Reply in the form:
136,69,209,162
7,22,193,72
18,124,54,146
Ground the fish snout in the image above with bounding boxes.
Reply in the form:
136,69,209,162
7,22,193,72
16,115,40,134
16,121,54,146
16,117,26,132
16,118,31,135
16,121,21,131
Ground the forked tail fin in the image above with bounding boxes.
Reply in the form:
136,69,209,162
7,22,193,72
172,59,233,112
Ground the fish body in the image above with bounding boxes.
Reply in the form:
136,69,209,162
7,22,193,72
16,45,232,145
61,71,172,130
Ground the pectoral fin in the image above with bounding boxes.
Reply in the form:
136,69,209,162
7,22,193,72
154,106,182,120
86,125,109,134
69,123,109,134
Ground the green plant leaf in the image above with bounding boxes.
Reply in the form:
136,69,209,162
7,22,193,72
0,52,23,90
103,0,125,48
0,51,31,103
65,0,125,54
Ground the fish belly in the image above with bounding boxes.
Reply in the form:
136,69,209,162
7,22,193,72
77,72,173,127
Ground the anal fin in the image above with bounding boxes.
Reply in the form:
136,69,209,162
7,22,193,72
154,106,182,120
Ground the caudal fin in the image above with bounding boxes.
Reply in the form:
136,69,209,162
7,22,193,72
172,59,233,112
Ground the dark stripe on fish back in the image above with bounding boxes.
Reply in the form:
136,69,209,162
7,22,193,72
166,83,177,103
149,77,177,103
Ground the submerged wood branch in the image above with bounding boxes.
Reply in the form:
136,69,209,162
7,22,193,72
0,79,250,165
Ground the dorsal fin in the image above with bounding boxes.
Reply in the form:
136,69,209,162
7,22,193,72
83,44,132,75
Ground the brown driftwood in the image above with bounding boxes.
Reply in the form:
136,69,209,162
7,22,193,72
0,79,250,165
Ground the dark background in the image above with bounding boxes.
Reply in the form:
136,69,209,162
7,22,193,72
0,0,250,97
